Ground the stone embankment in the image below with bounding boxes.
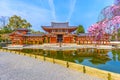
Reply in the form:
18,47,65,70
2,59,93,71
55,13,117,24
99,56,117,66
6,43,114,50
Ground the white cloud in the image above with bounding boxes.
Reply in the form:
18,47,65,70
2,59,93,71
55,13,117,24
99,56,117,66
0,0,52,31
48,0,56,21
67,0,76,21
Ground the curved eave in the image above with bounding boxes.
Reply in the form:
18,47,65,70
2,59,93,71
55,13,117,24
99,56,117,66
9,32,24,36
24,35,44,37
42,26,51,33
42,26,77,33
69,27,77,32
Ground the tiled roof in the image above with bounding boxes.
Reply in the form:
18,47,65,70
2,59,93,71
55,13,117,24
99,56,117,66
16,31,23,35
24,34,44,37
9,31,23,36
17,28,29,31
77,33,92,36
42,22,77,28
51,22,68,28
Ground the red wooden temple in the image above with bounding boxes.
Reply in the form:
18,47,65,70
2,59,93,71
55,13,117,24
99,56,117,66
42,22,77,43
9,28,44,45
9,22,110,45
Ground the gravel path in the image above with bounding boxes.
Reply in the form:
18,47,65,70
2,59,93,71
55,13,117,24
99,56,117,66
0,51,103,80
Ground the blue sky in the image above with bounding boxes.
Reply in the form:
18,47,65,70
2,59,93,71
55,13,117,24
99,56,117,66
0,0,114,32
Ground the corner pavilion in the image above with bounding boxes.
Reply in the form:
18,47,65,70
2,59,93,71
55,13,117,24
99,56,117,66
9,22,110,45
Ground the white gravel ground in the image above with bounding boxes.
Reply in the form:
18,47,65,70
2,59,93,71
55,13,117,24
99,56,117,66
0,51,103,80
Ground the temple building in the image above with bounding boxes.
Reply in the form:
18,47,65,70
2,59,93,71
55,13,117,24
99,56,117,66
42,22,77,43
9,22,110,45
9,28,44,45
76,33,109,45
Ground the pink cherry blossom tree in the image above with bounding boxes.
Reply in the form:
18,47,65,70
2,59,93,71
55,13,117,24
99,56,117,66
88,0,120,42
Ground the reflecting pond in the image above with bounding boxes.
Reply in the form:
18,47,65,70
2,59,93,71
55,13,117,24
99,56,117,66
13,48,120,74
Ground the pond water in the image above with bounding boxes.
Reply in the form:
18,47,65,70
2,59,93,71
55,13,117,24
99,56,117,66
13,48,120,74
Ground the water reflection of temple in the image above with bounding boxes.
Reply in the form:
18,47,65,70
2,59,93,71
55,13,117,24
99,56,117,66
112,49,120,61
18,48,112,65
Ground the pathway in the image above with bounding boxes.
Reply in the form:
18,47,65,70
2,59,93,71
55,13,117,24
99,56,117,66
0,51,103,80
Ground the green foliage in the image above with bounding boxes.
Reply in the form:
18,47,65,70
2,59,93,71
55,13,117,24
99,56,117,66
0,26,12,34
7,15,32,30
0,46,2,49
118,28,120,40
111,35,115,41
76,25,85,34
30,29,44,34
0,33,10,42
0,35,3,42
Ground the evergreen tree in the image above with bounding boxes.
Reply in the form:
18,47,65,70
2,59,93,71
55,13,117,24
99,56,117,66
76,25,85,34
7,15,32,30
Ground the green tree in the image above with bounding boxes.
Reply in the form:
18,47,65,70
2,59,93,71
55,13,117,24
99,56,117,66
30,29,44,34
3,27,12,33
76,25,85,34
118,28,120,40
7,15,32,30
